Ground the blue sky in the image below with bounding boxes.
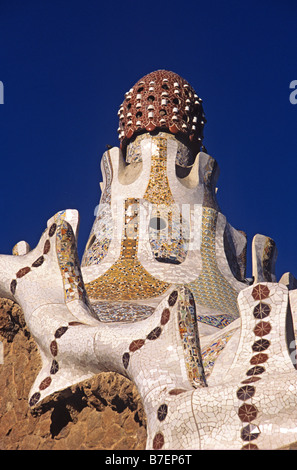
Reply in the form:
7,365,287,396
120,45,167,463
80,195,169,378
0,0,297,280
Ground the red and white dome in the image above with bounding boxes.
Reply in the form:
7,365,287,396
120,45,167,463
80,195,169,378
117,70,206,154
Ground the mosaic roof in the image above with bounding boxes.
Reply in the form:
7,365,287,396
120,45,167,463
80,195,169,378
117,70,206,155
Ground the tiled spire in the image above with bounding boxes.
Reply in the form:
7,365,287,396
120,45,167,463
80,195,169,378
118,70,206,155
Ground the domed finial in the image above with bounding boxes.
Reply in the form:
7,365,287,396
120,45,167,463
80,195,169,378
117,70,206,154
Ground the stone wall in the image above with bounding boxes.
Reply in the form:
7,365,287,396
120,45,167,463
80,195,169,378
0,299,146,450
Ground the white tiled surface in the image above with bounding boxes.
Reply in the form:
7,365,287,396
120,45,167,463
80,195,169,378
1,131,297,450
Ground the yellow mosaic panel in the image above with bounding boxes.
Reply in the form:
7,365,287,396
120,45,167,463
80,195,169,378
143,135,175,205
85,199,170,301
85,135,179,301
54,211,90,305
85,134,240,313
186,207,239,318
202,330,234,377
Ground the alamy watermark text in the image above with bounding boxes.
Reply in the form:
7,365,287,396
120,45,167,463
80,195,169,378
0,81,3,104
289,80,297,104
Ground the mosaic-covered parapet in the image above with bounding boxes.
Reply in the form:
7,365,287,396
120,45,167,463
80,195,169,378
224,224,247,282
8,213,295,450
180,282,297,450
252,234,278,283
0,217,210,424
130,281,297,450
81,150,113,267
281,272,297,343
12,240,31,256
5,218,297,450
5,211,297,450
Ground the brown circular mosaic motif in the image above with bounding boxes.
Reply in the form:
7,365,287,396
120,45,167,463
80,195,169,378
43,239,51,254
122,352,130,369
250,353,268,365
241,376,262,384
246,365,265,376
39,376,52,390
168,388,187,395
16,266,31,278
157,404,168,422
161,308,170,325
253,321,271,337
10,279,17,295
252,338,270,352
238,403,258,423
253,302,271,319
50,340,58,357
241,443,259,450
32,255,45,267
147,326,162,341
129,339,145,352
236,385,256,401
252,284,270,301
241,424,260,442
54,326,68,338
153,432,165,450
29,392,41,407
48,223,57,237
168,290,178,307
50,359,59,374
